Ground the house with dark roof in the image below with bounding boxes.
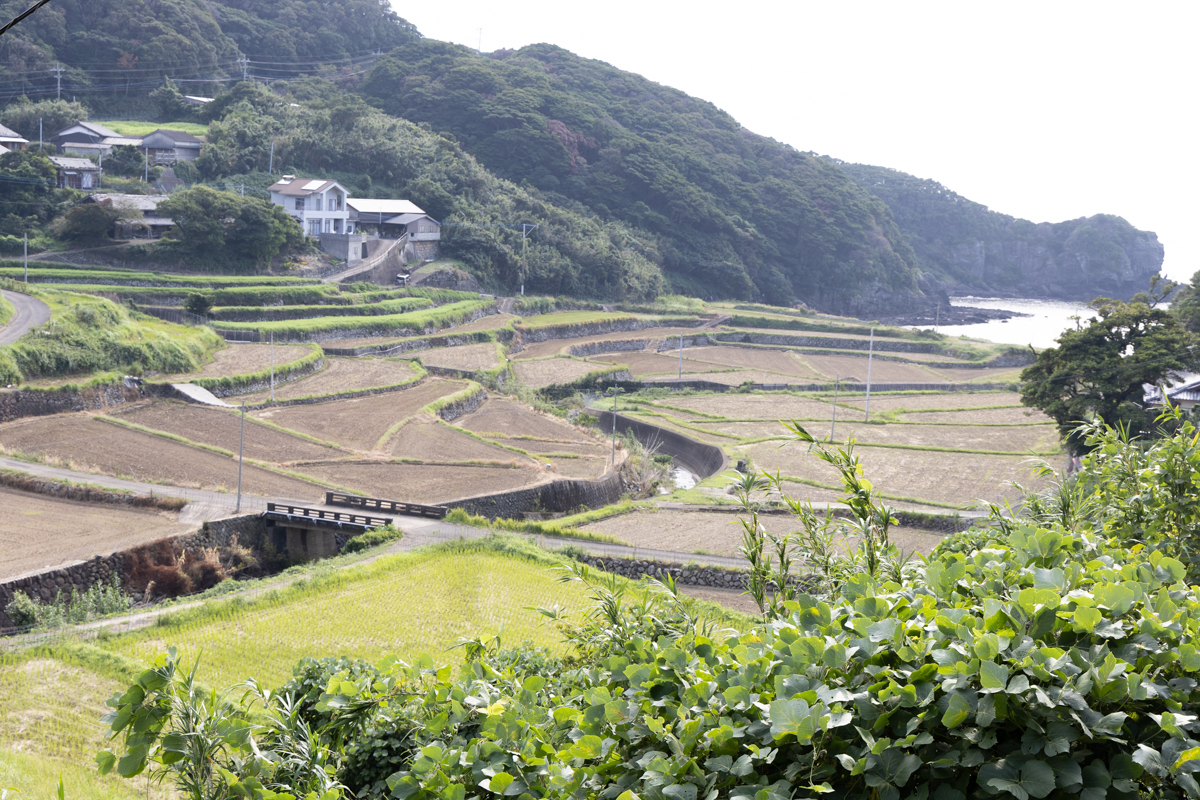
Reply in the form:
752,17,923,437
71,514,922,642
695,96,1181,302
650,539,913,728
51,121,141,158
0,123,28,152
141,129,203,164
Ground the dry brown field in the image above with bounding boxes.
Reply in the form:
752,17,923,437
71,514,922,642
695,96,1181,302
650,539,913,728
501,438,605,455
0,486,194,581
823,420,1061,453
107,400,347,463
656,369,822,386
408,343,501,372
293,461,547,504
744,439,1043,508
386,419,534,465
663,394,838,419
800,354,944,383
0,415,324,500
587,351,722,377
840,391,1024,411
237,357,418,403
620,412,733,445
925,366,1023,382
900,406,1052,425
155,343,311,381
512,358,608,389
512,326,699,360
683,346,821,378
579,508,945,558
543,455,611,479
457,399,595,442
252,378,466,451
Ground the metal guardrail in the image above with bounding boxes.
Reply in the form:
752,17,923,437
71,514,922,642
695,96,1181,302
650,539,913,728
265,502,392,527
325,491,447,519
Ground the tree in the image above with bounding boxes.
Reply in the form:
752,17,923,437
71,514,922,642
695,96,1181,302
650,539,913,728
157,186,303,265
149,77,193,121
0,97,88,142
1020,298,1200,451
0,149,68,228
50,203,123,241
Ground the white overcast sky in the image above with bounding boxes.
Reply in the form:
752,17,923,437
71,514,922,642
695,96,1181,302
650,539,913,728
401,1,1198,283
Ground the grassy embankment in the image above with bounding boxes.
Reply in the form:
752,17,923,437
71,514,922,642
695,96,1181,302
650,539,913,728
95,120,209,137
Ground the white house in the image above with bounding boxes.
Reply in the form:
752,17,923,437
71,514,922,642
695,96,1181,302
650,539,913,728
0,123,28,151
268,176,350,237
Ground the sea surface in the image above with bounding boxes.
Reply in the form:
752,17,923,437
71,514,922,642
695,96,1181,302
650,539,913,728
914,297,1096,350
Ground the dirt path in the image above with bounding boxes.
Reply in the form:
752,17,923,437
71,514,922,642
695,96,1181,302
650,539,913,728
0,289,51,346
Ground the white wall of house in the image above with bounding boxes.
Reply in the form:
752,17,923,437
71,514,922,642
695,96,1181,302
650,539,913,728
269,184,350,237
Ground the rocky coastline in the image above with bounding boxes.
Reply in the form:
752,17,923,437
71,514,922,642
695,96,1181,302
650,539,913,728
876,303,1027,327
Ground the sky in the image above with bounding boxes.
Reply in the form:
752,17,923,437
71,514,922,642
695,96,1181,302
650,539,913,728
400,1,1199,283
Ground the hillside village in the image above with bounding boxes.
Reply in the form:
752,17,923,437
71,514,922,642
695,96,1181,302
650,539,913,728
3,3,1200,798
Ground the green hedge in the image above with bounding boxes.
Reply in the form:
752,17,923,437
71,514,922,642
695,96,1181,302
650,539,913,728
208,297,433,322
213,299,494,341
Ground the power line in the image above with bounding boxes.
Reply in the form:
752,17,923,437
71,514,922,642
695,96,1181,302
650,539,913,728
0,0,53,38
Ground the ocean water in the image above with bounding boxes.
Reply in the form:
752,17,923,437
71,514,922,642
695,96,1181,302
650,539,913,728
913,297,1097,350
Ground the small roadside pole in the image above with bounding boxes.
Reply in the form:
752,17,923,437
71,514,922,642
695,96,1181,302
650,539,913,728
269,332,275,402
678,333,684,379
608,385,624,465
23,233,28,282
864,328,875,421
235,401,246,512
830,374,839,441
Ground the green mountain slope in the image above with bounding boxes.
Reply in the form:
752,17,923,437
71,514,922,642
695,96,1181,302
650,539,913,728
357,41,923,309
838,162,1164,300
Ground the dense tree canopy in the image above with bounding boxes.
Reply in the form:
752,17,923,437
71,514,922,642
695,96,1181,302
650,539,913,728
158,186,303,264
1020,299,1200,450
358,41,920,305
0,149,74,235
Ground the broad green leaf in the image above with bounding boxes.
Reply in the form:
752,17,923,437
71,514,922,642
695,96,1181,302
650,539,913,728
1033,568,1066,592
1181,644,1200,672
942,693,971,728
1177,747,1200,771
662,784,697,800
570,735,603,759
1094,584,1135,616
987,759,1056,800
486,774,514,795
980,662,1010,693
1074,607,1102,632
95,750,116,775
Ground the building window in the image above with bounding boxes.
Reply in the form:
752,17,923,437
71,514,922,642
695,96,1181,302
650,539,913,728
308,220,321,236
294,198,303,210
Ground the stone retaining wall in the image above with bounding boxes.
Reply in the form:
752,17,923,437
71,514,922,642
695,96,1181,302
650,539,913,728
0,470,184,511
0,381,143,424
566,339,650,357
322,329,509,358
0,514,266,631
435,385,487,421
191,355,325,399
593,410,727,479
515,318,656,345
445,470,623,519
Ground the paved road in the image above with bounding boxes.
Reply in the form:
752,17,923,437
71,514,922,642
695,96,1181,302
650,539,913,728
0,289,51,347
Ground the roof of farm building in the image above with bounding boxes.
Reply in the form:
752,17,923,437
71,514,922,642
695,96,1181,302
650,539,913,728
49,156,100,170
268,176,345,196
347,198,425,216
387,213,439,225
144,128,203,146
0,123,26,142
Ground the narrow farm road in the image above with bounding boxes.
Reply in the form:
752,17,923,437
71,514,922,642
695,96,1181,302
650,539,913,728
0,289,51,347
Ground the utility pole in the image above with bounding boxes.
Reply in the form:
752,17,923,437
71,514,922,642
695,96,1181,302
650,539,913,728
237,56,249,82
678,333,684,379
38,118,41,149
864,328,874,421
235,401,246,512
51,63,63,100
270,332,275,402
143,147,148,183
23,233,27,282
609,386,622,465
830,375,839,441
520,223,538,296
268,141,274,174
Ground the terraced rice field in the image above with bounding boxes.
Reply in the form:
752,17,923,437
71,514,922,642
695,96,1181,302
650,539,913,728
512,357,611,388
621,388,1059,511
386,419,534,464
579,508,946,558
281,461,547,504
154,342,312,381
107,400,348,462
408,342,502,371
0,486,192,580
457,399,596,442
236,356,419,402
0,415,324,500
252,378,467,450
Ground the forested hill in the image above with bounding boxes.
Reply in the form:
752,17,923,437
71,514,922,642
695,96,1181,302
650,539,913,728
358,41,922,310
839,162,1164,301
0,0,1162,307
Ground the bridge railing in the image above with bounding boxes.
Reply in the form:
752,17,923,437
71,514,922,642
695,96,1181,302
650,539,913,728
324,491,447,519
265,502,392,527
